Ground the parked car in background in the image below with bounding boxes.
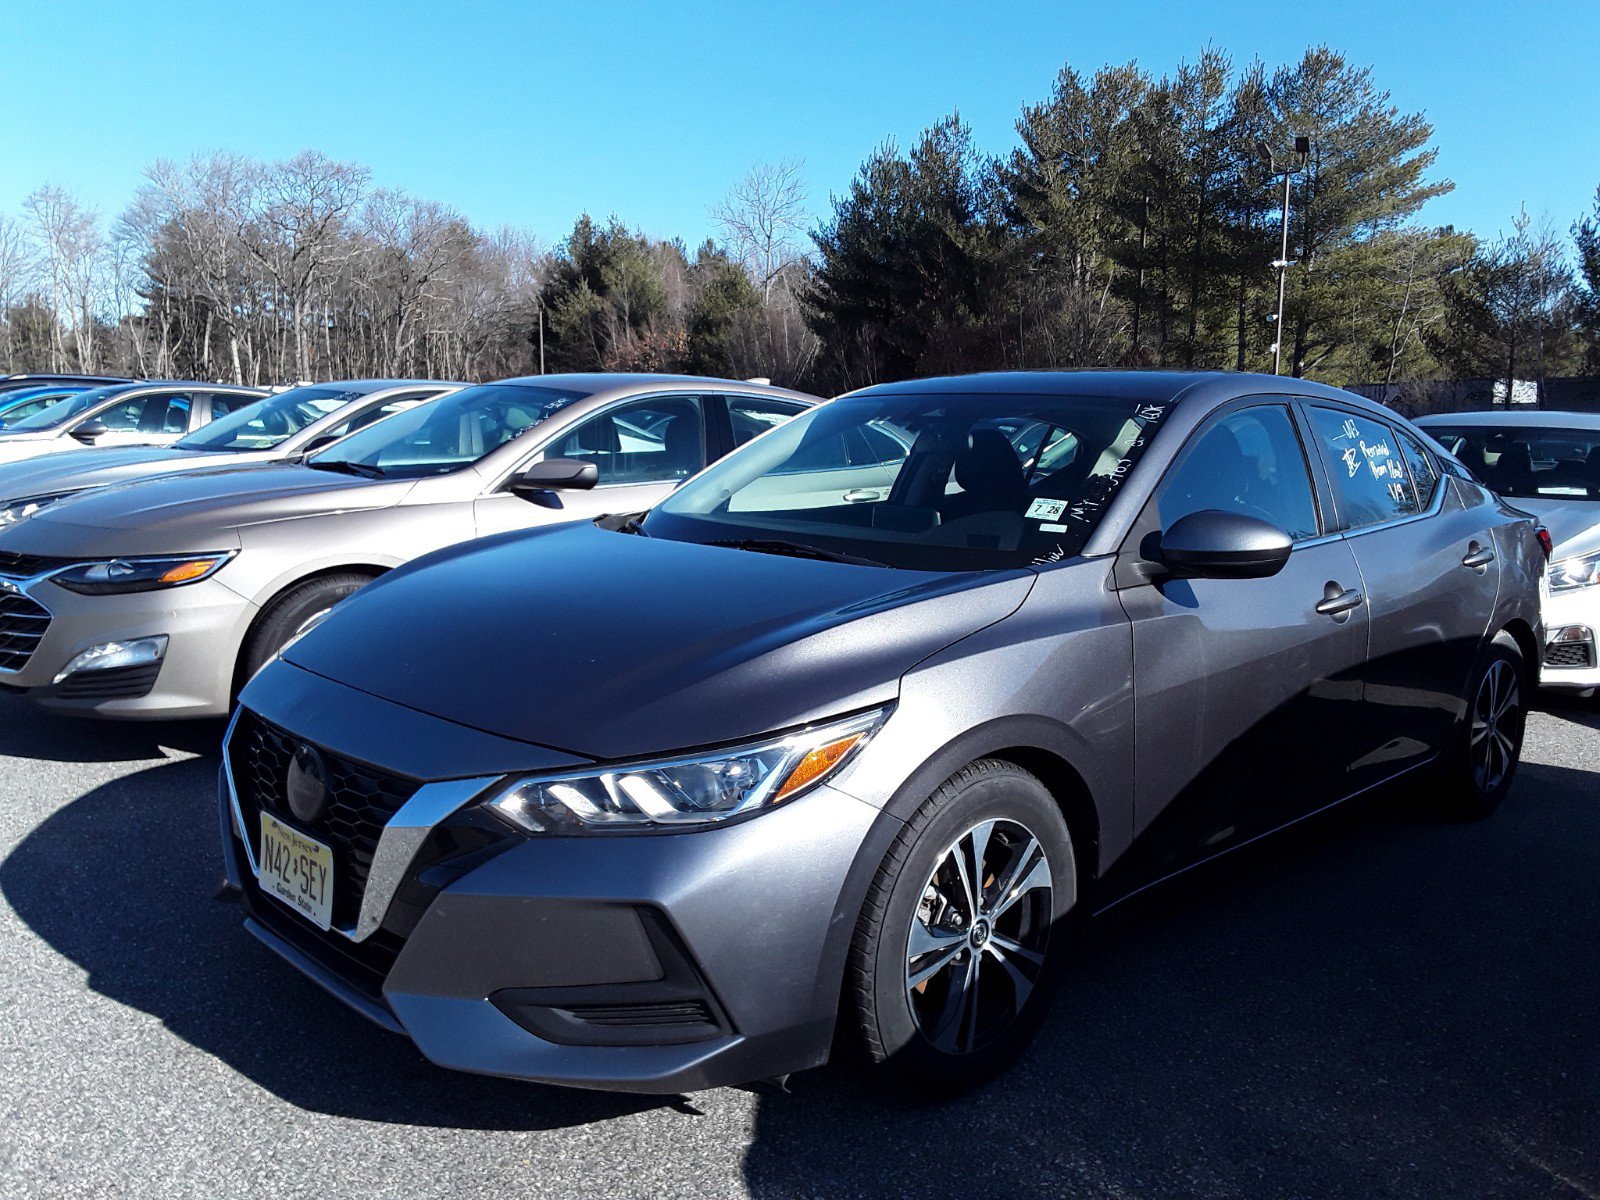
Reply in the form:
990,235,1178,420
0,384,98,427
0,381,268,464
0,380,460,527
0,373,818,717
1419,410,1600,694
223,371,1544,1096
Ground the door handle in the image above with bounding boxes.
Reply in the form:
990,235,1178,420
1315,582,1363,620
842,489,879,503
1462,541,1496,570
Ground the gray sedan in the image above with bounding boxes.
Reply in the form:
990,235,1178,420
0,380,460,526
224,370,1545,1095
0,374,817,717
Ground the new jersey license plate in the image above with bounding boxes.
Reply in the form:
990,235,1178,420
258,812,334,930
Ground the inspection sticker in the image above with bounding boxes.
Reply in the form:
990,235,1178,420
1026,498,1068,521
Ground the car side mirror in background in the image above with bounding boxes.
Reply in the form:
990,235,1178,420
1157,510,1292,580
70,420,109,444
507,457,599,502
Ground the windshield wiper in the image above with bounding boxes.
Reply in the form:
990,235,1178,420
307,459,385,478
708,538,887,567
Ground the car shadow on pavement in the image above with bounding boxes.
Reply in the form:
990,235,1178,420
0,753,662,1131
0,693,226,763
740,758,1600,1198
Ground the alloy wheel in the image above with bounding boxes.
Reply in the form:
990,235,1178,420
904,817,1053,1055
1470,658,1521,793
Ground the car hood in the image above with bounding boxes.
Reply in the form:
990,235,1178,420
282,522,1036,760
0,445,250,500
1508,498,1600,557
2,464,410,555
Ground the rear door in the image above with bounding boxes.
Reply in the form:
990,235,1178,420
474,394,710,537
1109,401,1370,893
1302,404,1500,784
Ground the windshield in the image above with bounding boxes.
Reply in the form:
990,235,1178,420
1427,424,1600,501
645,391,1175,571
0,388,87,422
177,385,370,452
6,385,127,432
309,382,592,478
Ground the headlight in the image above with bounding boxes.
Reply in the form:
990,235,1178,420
1549,550,1600,593
0,492,70,527
487,707,888,834
49,552,234,595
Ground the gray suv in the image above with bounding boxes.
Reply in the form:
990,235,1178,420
223,371,1544,1095
0,374,816,717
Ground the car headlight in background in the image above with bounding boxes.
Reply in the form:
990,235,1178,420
488,707,889,834
1549,550,1600,593
49,552,234,595
0,492,73,527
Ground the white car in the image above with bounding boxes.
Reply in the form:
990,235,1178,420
1419,410,1600,694
0,381,268,465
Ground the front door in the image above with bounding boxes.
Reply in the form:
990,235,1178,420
475,394,710,537
1107,402,1369,896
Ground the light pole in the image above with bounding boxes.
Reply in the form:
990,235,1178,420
1256,135,1309,375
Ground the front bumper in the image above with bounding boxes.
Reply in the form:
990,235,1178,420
220,668,890,1093
1539,586,1600,691
0,575,252,718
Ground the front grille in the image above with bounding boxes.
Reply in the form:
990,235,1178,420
54,661,161,699
1545,640,1596,669
229,710,421,931
0,549,75,579
0,592,51,671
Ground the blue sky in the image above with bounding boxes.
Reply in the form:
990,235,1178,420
2,0,1596,251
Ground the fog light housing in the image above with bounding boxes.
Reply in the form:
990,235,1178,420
1550,625,1593,645
52,635,169,685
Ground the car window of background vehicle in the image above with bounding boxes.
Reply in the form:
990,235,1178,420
1427,426,1600,501
539,395,706,485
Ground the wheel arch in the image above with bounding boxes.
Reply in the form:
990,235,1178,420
230,562,391,697
815,718,1107,1045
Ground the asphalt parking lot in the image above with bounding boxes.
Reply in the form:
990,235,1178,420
1,695,1596,1199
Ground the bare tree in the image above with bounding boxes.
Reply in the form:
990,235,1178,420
713,160,811,304
22,186,104,370
0,214,35,371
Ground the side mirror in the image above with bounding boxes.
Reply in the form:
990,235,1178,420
507,457,599,501
70,419,109,444
1157,510,1292,580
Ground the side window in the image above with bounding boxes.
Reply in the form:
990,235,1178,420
1155,405,1321,541
727,396,806,447
97,391,192,434
542,396,705,485
779,421,909,475
209,392,251,419
1397,429,1441,509
1307,407,1419,528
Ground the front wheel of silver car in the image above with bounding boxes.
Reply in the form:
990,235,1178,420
237,571,377,692
846,760,1077,1096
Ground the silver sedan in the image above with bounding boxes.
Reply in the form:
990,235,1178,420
0,374,817,718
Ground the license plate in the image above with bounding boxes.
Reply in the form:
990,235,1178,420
257,812,334,930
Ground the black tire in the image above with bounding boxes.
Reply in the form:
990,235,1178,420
238,572,374,686
845,760,1077,1097
1434,633,1528,819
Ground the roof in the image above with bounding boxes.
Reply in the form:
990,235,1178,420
843,369,1378,408
1416,410,1600,432
494,372,798,392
